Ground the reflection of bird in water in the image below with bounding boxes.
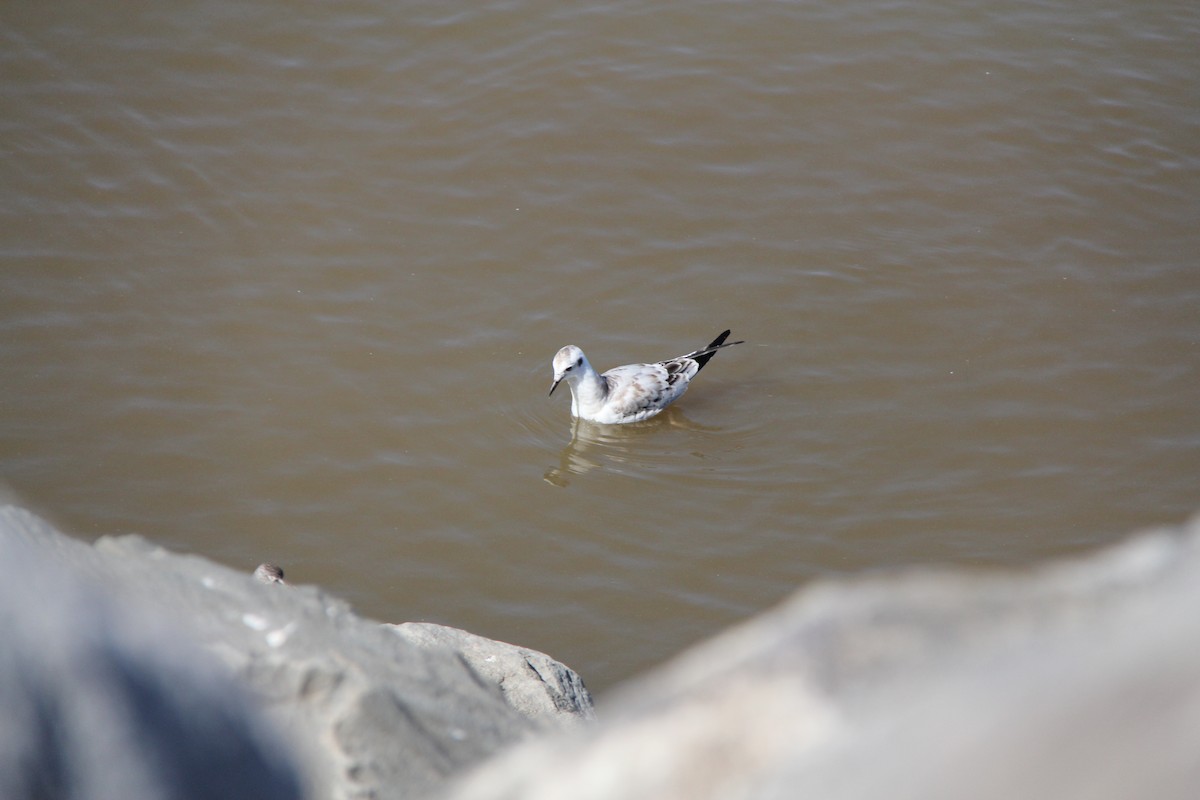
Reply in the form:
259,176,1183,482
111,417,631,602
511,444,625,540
543,406,725,487
543,421,610,487
253,563,286,585
549,330,743,424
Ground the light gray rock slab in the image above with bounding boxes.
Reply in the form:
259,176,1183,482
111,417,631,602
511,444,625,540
389,622,595,728
442,515,1200,800
0,509,303,800
0,505,588,800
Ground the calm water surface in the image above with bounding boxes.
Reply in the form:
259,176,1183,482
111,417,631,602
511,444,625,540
2,0,1198,695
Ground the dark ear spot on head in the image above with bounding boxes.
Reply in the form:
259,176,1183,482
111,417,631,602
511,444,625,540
576,357,583,366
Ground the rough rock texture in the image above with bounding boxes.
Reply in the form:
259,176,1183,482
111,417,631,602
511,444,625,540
0,505,593,800
443,515,1200,800
390,623,595,727
10,497,1200,800
0,522,304,800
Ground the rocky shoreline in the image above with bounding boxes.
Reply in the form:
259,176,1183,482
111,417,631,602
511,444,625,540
0,505,591,800
3,504,1198,799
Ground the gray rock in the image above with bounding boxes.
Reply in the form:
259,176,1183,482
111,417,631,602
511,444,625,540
0,505,593,800
442,515,1200,800
0,511,303,800
389,622,595,727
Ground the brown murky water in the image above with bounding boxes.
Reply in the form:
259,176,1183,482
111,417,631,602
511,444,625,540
2,0,1198,695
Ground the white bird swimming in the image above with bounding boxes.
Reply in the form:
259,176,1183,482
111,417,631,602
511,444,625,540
548,330,744,424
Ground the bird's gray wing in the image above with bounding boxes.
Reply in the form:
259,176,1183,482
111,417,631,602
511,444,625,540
601,359,699,421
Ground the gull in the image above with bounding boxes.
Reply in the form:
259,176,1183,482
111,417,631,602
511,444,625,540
549,330,744,424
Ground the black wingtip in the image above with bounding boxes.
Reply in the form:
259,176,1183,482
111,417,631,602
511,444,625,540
708,330,732,349
693,329,744,371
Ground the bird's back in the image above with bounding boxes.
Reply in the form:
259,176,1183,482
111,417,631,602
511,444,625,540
598,358,699,422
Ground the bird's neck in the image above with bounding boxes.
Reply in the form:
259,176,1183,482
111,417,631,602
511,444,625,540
570,368,609,416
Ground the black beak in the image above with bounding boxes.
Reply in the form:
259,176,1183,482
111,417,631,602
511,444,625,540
548,377,562,397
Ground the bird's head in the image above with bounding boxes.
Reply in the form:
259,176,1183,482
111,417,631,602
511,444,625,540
549,345,587,396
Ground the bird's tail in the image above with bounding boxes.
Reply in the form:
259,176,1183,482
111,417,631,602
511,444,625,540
689,329,744,371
